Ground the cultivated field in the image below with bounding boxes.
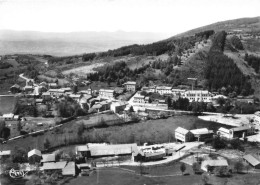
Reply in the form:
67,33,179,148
62,63,104,76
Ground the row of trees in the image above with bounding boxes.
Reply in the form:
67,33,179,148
205,31,253,96
244,53,260,73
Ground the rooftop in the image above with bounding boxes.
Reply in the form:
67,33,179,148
99,89,114,93
42,161,67,170
190,128,213,135
41,154,56,163
175,127,190,135
124,81,136,85
28,149,42,158
0,150,11,156
243,154,260,166
89,143,138,156
202,159,228,167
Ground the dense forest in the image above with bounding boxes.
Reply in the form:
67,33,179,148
205,31,253,96
244,54,260,73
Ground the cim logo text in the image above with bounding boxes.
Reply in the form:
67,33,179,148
9,168,28,179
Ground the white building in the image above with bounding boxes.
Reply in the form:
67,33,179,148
99,89,114,99
79,89,93,96
141,86,156,93
201,159,228,172
217,126,255,139
123,81,137,92
110,101,128,113
172,89,186,97
133,95,145,103
184,90,213,102
2,113,14,121
175,127,193,142
155,86,172,95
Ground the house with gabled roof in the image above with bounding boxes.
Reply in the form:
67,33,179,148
175,127,193,142
28,149,42,164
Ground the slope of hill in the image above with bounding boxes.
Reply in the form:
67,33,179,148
173,16,260,38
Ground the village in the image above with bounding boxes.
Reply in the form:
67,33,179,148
1,71,260,184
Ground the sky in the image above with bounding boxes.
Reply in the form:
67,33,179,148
0,0,260,35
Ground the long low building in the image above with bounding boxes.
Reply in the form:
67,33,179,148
76,143,138,158
190,128,214,141
217,126,255,139
243,154,260,169
175,127,214,142
201,159,229,172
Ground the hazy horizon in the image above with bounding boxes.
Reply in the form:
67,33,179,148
1,0,260,35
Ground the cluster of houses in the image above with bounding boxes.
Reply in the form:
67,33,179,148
0,149,77,176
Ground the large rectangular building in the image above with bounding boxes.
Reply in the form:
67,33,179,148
184,90,213,102
217,126,255,139
99,89,115,99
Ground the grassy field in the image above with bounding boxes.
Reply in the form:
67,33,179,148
0,115,232,153
59,167,260,185
62,63,105,76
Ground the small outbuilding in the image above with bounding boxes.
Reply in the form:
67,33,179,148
28,149,42,164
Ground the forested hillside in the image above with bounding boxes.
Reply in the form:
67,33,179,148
205,31,253,96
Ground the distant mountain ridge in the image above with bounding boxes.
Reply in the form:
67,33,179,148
172,16,260,38
0,30,171,56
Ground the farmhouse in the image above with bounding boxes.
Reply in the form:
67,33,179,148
123,81,137,92
99,89,115,99
175,127,193,142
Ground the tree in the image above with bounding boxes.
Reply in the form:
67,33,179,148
129,106,134,113
73,84,78,94
0,120,10,140
201,173,210,185
17,120,22,132
180,163,186,175
44,138,51,150
192,162,201,174
214,166,231,177
234,161,244,173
